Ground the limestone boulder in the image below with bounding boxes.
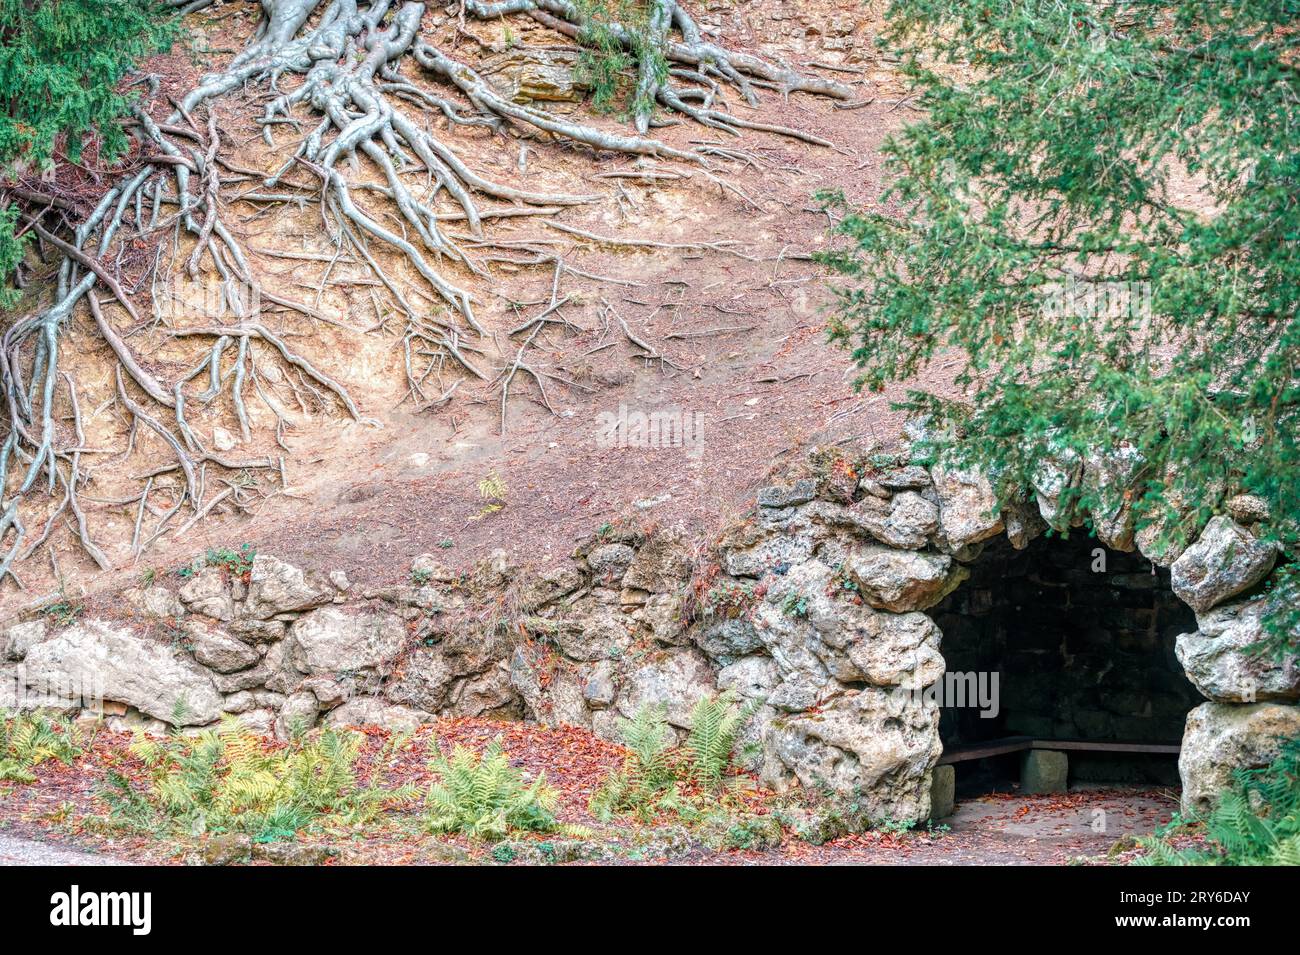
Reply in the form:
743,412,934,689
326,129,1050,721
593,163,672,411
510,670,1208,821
761,688,942,823
213,642,285,694
547,609,632,662
515,565,585,611
1175,599,1300,702
582,660,617,710
755,559,946,689
481,49,586,104
587,543,635,577
932,465,1005,549
383,647,455,713
22,621,222,725
510,649,590,729
695,617,764,665
140,585,186,619
1083,447,1143,552
221,689,286,714
274,689,320,741
232,708,277,736
721,527,816,578
615,648,717,729
622,531,693,593
1179,702,1300,814
508,645,548,718
445,663,518,718
750,562,838,687
767,669,837,713
1171,516,1277,613
0,664,82,716
637,593,686,644
1002,497,1048,550
757,480,818,508
874,465,931,491
301,676,349,709
717,655,781,700
716,656,780,772
843,546,968,613
849,491,939,550
178,568,234,621
2,619,49,662
286,607,406,675
1031,452,1084,531
544,671,593,728
325,698,431,734
838,608,945,688
1134,464,1219,567
1226,494,1270,525
244,555,337,619
186,621,260,674
227,618,286,644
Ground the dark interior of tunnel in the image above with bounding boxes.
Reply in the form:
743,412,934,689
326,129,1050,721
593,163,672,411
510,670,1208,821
930,531,1202,793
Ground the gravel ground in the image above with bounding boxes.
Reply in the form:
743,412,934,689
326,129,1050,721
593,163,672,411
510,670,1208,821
0,833,130,866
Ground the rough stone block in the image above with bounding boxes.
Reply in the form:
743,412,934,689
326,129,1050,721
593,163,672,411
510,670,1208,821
929,764,955,820
1021,749,1068,794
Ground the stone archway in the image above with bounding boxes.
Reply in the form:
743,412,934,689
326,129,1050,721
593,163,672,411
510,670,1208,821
926,532,1201,812
729,453,1300,824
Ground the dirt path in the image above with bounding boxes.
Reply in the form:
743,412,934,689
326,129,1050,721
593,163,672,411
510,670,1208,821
0,788,1168,865
0,831,129,866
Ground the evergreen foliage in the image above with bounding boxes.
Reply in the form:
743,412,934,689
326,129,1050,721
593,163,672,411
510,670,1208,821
574,0,667,117
0,0,176,304
822,0,1300,659
590,693,754,820
685,691,755,786
590,704,677,820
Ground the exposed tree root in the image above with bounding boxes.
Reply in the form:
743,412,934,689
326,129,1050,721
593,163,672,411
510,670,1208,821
0,0,850,585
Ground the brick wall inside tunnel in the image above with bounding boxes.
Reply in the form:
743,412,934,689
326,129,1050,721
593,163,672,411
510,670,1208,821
931,532,1203,784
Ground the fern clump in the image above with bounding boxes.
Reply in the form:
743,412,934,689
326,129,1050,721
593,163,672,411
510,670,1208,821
103,718,414,841
0,710,84,784
685,691,756,786
590,704,678,821
1134,735,1300,866
424,737,558,841
591,694,755,821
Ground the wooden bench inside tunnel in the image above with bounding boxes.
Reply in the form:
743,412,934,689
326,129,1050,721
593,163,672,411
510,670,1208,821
929,737,1182,820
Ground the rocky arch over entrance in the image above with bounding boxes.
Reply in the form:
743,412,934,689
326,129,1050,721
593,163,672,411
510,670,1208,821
715,444,1300,823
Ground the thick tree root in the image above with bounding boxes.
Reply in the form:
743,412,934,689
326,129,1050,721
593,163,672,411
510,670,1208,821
0,0,849,584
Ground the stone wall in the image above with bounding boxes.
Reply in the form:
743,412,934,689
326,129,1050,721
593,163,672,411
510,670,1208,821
2,434,1297,823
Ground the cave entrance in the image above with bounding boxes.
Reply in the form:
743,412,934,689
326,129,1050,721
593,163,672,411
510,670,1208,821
929,532,1202,810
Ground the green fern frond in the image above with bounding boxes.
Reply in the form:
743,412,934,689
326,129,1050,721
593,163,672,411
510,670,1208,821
424,736,558,840
685,691,755,787
0,710,84,782
1134,734,1300,866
